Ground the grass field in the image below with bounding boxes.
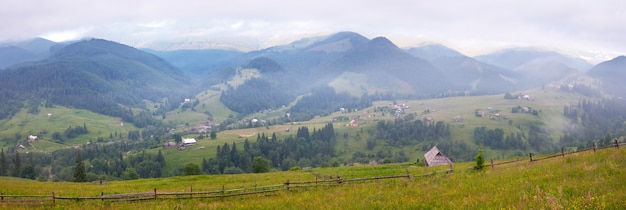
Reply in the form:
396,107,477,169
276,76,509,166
1,146,624,209
0,106,137,151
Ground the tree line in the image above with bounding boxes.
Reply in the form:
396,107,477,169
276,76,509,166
367,115,451,147
202,123,336,174
0,136,167,181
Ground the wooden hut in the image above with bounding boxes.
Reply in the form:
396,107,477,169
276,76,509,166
424,146,452,166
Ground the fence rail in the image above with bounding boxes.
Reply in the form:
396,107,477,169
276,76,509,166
1,139,622,206
487,139,623,169
0,169,418,205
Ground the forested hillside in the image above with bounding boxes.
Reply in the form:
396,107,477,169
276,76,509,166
0,39,194,126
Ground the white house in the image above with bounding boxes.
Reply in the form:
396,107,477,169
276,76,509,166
182,138,197,146
28,135,38,141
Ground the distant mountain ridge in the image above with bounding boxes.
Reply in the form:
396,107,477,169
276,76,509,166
0,38,60,69
475,47,593,72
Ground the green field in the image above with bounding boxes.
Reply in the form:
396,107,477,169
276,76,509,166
1,146,624,209
0,106,137,151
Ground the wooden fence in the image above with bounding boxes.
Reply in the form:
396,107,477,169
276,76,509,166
1,168,453,205
487,139,623,168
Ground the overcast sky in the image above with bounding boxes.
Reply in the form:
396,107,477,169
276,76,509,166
1,0,624,63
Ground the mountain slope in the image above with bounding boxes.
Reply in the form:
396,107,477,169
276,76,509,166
430,56,519,94
325,37,450,95
0,39,192,121
144,49,243,77
587,55,626,97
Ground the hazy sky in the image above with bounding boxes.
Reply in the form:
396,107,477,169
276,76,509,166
1,0,624,62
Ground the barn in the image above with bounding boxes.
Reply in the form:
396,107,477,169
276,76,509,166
424,146,452,166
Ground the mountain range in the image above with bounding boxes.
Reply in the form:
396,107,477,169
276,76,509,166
0,31,624,122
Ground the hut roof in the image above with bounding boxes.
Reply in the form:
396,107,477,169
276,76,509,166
424,146,452,166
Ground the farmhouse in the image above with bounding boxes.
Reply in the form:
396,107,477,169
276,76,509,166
424,146,453,166
182,138,197,146
28,135,38,141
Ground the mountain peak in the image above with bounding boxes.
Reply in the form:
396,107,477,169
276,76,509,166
369,37,396,48
405,43,465,61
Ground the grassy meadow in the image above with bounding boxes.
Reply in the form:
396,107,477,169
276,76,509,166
0,106,137,151
1,146,625,209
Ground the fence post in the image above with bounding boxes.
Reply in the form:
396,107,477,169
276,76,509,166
190,185,193,199
285,179,290,191
561,147,565,157
153,188,157,200
593,143,596,153
529,153,533,162
221,186,225,196
405,168,411,179
101,192,104,201
52,192,55,205
490,159,494,168
615,139,619,149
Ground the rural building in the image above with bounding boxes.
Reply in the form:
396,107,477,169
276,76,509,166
28,135,38,141
424,146,453,166
182,138,197,146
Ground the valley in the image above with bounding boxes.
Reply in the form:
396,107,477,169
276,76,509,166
0,31,624,186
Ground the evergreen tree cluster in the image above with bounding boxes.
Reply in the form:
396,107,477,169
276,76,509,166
368,117,451,147
289,86,373,121
0,139,167,181
473,127,527,150
202,123,336,174
560,98,626,149
220,78,293,115
64,123,89,139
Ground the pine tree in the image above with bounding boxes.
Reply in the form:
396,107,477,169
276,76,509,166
210,130,217,139
156,150,166,167
73,150,87,182
12,152,21,177
0,148,5,176
474,148,485,171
